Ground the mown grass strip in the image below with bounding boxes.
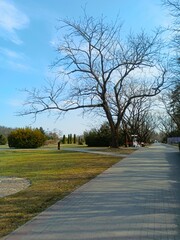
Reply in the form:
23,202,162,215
0,149,122,237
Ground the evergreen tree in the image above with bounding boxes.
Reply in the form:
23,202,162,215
73,134,76,144
62,135,66,144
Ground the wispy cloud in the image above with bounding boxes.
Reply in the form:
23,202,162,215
0,47,31,72
0,1,29,44
0,47,24,59
7,60,30,71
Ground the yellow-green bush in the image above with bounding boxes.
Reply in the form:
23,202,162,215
8,128,46,148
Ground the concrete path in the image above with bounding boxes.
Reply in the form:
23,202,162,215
1,143,180,240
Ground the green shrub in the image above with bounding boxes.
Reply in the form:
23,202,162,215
0,134,7,145
84,123,111,147
84,122,125,147
8,128,46,148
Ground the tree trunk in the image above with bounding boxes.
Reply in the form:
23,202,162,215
110,127,119,148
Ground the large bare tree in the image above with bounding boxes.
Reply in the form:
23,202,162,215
122,98,157,144
21,15,167,147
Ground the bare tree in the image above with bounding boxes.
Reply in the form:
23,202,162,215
171,84,180,129
122,98,157,144
161,1,180,133
160,86,180,131
163,0,180,78
21,15,167,147
163,0,180,20
157,112,177,136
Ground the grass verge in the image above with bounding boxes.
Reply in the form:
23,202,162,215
0,148,122,237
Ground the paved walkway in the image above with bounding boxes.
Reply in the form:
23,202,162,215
1,143,180,240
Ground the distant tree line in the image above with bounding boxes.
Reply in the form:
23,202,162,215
84,119,156,147
0,125,85,148
0,121,158,148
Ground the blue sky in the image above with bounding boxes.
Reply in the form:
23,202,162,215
0,0,170,135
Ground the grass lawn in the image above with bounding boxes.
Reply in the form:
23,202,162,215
0,148,122,237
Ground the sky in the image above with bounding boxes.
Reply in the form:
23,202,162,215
0,0,170,136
